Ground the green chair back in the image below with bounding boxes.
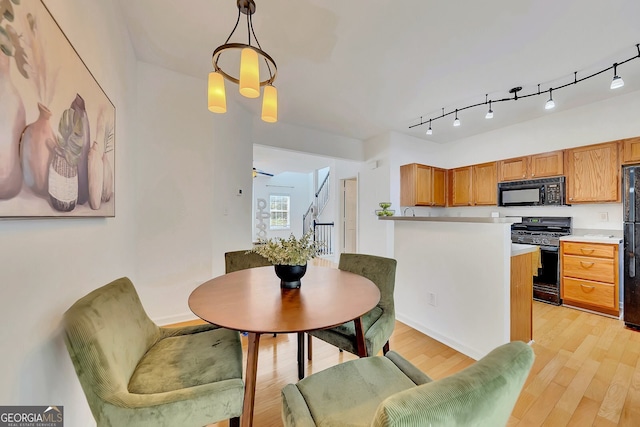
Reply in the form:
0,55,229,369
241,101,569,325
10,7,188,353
225,250,272,273
338,253,397,317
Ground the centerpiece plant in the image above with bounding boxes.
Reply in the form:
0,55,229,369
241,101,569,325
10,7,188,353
249,230,323,289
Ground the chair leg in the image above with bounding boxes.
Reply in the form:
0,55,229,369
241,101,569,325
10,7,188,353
229,417,240,427
383,341,390,354
307,334,312,360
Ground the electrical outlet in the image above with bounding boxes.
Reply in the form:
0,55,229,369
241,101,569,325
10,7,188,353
428,292,437,306
598,212,608,222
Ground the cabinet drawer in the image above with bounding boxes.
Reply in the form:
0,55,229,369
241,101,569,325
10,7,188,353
562,242,615,258
562,255,615,283
562,277,616,309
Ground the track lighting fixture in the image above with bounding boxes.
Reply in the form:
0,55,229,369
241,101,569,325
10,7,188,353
545,89,555,110
409,42,640,133
611,63,625,89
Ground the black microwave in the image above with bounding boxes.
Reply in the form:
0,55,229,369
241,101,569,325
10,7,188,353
498,176,566,206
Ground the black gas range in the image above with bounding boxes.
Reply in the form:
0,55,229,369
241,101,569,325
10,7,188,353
511,217,572,305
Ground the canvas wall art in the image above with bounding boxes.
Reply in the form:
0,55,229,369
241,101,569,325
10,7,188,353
0,0,115,218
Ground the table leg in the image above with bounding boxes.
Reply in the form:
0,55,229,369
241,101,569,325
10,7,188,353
242,332,261,427
354,317,368,357
297,332,305,379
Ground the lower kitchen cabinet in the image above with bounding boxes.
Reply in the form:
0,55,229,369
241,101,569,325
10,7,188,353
560,241,619,317
511,251,533,342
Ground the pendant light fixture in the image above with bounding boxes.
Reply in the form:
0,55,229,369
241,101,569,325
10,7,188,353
208,0,278,122
453,110,460,127
545,89,555,110
610,63,625,89
426,119,433,135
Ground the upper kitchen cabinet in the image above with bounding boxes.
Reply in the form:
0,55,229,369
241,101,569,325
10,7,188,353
622,136,640,165
448,162,497,206
498,151,564,182
565,142,620,203
473,162,498,205
400,163,446,207
448,166,473,206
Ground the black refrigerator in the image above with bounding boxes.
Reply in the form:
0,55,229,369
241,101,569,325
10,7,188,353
623,166,640,330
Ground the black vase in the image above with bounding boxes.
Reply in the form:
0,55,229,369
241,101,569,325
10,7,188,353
274,264,307,289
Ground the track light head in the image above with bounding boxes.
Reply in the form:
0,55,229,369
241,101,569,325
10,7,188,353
545,89,555,110
485,101,493,119
611,64,625,89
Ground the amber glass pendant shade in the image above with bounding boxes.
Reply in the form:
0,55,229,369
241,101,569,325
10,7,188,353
208,71,227,113
239,48,260,98
261,85,278,123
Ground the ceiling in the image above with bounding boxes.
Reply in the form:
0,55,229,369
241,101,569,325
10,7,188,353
118,0,640,146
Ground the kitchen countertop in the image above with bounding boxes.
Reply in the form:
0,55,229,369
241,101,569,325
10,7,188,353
560,235,623,244
560,229,623,244
379,216,522,224
511,243,539,256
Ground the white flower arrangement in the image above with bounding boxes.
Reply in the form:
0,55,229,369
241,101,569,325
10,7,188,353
249,230,323,266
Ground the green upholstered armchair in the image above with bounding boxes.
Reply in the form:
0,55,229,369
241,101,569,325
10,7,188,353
282,341,534,427
62,277,244,427
308,253,397,358
224,250,272,274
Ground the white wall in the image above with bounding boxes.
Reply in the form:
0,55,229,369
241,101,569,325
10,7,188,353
0,1,137,425
252,172,313,241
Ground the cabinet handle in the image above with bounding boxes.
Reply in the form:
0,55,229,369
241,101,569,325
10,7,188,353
580,261,595,268
531,173,535,177
580,284,596,292
580,248,595,254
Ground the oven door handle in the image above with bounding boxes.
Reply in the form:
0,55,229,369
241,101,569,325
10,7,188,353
539,245,559,252
630,226,636,278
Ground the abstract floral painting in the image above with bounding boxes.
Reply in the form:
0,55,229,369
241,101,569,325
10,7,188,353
0,0,115,217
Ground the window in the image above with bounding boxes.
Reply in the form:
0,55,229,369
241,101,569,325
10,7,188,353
270,194,290,230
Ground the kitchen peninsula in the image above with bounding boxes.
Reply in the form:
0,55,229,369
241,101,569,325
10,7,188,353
380,216,536,360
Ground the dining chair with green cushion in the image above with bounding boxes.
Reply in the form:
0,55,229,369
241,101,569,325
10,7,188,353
224,250,272,274
308,253,397,358
282,341,534,427
63,277,244,427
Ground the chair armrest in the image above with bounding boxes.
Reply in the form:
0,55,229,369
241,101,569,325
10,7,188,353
385,351,432,385
281,384,316,427
105,378,243,408
158,323,220,339
364,313,396,354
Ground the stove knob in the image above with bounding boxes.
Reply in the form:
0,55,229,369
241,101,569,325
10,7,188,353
542,238,550,245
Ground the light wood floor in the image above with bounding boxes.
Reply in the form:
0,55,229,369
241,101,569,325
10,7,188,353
175,299,640,426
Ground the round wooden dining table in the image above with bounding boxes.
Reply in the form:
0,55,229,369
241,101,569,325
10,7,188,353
188,265,380,427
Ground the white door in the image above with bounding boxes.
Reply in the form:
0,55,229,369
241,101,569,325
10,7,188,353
342,178,357,253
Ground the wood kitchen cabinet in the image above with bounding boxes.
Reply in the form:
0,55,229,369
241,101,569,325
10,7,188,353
400,163,446,207
473,162,497,205
622,136,640,165
448,166,473,206
565,142,620,203
448,162,497,206
560,241,619,317
498,151,564,182
511,251,533,343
